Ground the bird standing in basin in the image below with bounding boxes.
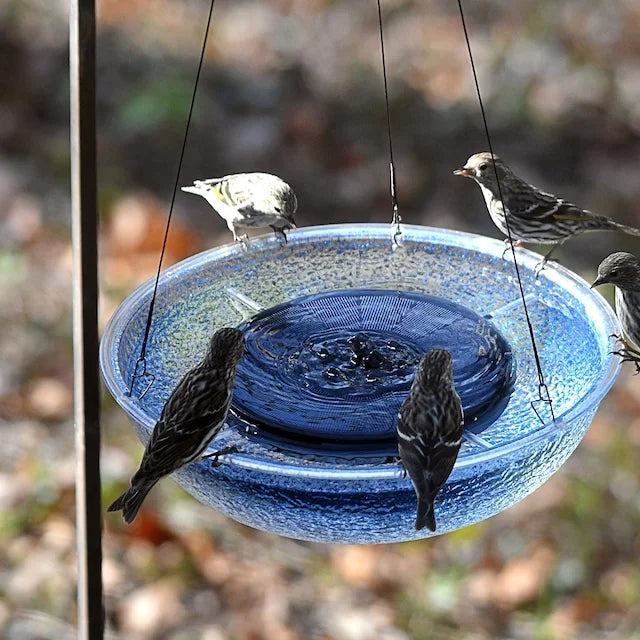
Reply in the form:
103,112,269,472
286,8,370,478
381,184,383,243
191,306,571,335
397,349,464,532
108,327,245,524
454,152,640,271
591,252,640,373
182,172,297,245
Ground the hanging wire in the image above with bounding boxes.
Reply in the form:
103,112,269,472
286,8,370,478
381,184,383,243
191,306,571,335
376,0,403,247
456,0,555,424
129,0,216,398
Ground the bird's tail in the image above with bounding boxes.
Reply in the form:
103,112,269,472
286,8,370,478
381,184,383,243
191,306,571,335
415,494,437,532
107,480,155,524
616,221,640,237
181,185,204,195
593,216,640,236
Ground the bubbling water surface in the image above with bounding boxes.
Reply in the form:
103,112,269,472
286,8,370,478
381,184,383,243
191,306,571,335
233,289,515,446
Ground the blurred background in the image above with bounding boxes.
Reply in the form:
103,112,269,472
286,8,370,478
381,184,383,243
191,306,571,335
2,0,640,637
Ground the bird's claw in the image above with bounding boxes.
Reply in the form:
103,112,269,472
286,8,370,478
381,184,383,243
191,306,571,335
386,454,407,478
611,348,640,372
271,227,288,245
233,234,249,250
533,259,548,278
501,239,523,262
533,257,559,279
205,445,239,468
610,333,640,372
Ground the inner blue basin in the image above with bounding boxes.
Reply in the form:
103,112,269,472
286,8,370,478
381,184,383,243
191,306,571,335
235,289,514,450
100,224,621,543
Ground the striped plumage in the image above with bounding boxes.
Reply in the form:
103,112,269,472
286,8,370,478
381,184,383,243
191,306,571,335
108,327,245,523
182,172,297,244
592,252,640,372
397,350,464,532
454,152,640,264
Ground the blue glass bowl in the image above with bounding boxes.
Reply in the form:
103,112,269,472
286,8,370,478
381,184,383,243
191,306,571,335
100,224,620,543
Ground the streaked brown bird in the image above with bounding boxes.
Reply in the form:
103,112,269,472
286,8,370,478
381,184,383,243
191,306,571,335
592,252,640,373
108,327,245,523
455,152,640,270
182,172,297,245
397,349,464,532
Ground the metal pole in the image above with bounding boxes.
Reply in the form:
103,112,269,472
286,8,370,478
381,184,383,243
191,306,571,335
70,0,104,637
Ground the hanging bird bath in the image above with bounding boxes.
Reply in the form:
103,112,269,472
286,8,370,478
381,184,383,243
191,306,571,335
100,224,620,543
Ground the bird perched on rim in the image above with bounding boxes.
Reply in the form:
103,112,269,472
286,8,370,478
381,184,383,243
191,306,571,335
454,152,640,270
108,327,245,524
397,349,464,532
591,252,640,373
181,172,297,245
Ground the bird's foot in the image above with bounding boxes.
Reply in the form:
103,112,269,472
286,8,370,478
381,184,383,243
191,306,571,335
501,239,523,262
533,257,559,278
387,454,407,477
610,334,640,353
613,350,640,374
271,226,288,245
233,233,249,250
204,445,239,468
534,243,563,278
610,338,640,373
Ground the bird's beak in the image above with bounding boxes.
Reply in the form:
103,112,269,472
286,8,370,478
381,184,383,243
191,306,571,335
454,167,473,177
590,276,606,289
180,185,200,194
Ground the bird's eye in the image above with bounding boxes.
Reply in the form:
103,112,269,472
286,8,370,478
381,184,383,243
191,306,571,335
478,163,488,171
609,269,618,278
274,206,282,213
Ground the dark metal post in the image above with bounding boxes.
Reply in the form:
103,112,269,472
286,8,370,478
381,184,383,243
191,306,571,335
70,0,104,637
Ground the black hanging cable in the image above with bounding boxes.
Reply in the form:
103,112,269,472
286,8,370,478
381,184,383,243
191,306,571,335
129,0,216,397
456,0,555,423
376,0,402,245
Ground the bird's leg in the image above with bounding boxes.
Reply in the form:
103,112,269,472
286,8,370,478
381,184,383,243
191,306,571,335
614,349,640,374
203,445,239,468
228,223,249,250
270,226,288,244
610,335,640,374
391,455,407,478
234,233,249,250
386,453,407,477
534,241,564,277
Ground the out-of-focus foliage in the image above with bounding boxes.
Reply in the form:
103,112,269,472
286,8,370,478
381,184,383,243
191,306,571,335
2,0,640,638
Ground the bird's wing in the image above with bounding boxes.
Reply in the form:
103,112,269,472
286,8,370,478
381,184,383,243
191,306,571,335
135,369,232,478
203,176,256,210
398,390,463,496
506,180,595,222
136,411,227,478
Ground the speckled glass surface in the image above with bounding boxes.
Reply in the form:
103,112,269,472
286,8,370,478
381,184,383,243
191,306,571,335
100,224,621,543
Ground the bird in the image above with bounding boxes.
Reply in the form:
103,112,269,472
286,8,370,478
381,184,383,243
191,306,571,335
181,172,297,245
108,327,245,523
591,252,640,373
397,349,464,532
454,152,640,271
